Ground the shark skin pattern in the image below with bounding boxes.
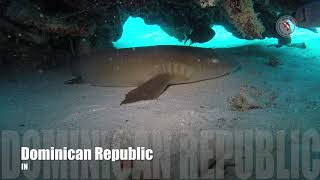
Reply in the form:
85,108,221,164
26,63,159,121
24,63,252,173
69,45,240,104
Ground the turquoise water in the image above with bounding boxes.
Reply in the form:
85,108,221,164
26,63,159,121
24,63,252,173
113,17,320,49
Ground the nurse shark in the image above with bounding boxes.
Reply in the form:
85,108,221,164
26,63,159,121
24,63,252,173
67,45,240,104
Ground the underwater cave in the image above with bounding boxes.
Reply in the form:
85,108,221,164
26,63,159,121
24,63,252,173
1,0,320,179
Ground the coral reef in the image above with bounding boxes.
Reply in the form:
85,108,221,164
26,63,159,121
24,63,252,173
198,0,219,8
0,0,315,67
221,0,265,39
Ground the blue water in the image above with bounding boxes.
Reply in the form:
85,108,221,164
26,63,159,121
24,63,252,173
113,17,320,49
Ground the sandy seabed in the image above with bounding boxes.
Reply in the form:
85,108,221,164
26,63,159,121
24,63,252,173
0,39,320,179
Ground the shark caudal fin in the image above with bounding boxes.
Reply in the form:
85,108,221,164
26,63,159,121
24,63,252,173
121,74,172,105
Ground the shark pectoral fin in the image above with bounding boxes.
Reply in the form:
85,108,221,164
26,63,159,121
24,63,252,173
121,74,173,105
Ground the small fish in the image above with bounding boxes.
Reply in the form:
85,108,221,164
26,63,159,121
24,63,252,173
184,26,215,45
268,42,307,49
295,1,320,28
68,45,239,104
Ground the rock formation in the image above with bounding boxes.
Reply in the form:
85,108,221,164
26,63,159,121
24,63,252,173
0,0,314,69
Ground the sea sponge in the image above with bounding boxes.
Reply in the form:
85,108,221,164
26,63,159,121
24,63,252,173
221,0,265,39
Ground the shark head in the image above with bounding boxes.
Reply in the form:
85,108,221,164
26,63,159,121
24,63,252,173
182,48,240,82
